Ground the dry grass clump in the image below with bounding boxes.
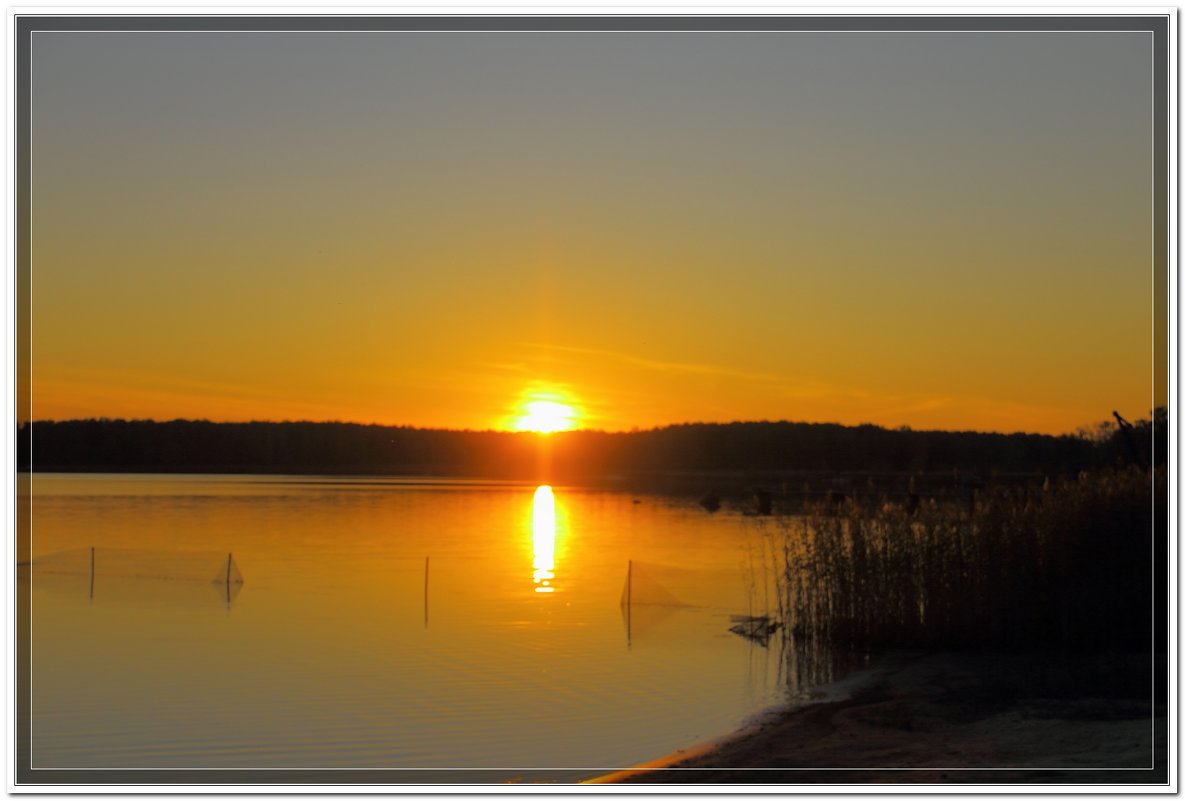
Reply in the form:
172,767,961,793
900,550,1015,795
777,466,1163,653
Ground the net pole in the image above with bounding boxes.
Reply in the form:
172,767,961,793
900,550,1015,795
424,556,430,628
89,546,95,601
626,559,632,645
226,552,232,606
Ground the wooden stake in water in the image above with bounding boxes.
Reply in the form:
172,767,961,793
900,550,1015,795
89,546,95,602
424,556,430,628
225,552,233,606
626,559,632,645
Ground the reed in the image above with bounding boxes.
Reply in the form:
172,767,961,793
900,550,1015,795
776,465,1164,653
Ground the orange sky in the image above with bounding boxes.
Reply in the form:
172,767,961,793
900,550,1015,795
21,31,1165,435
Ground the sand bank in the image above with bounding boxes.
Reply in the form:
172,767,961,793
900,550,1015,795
593,651,1167,786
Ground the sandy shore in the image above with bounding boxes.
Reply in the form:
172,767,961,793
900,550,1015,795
593,650,1167,786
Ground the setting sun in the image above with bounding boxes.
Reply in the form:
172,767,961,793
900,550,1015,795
513,400,578,434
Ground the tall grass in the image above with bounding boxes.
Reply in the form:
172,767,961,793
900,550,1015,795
776,466,1164,653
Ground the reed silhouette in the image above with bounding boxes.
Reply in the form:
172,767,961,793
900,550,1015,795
775,463,1164,656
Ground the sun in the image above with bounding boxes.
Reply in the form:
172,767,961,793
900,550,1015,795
513,399,578,434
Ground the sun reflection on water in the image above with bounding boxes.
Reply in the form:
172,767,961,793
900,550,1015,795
532,485,556,593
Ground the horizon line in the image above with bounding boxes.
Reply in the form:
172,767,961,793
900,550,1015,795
16,414,1123,439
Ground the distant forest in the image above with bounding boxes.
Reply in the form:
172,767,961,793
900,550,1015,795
17,411,1164,485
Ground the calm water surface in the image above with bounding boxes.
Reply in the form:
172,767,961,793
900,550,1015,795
21,474,834,779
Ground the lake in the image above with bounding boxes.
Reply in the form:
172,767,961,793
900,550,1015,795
19,473,842,782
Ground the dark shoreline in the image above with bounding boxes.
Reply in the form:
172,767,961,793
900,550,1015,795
600,650,1168,786
20,416,1122,480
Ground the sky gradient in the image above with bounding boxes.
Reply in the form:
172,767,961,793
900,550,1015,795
26,30,1161,434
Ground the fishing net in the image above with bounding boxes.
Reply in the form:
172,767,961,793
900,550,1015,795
618,560,700,642
619,560,694,608
30,547,244,606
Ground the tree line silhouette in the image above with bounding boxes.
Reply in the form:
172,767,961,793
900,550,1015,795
16,410,1164,482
